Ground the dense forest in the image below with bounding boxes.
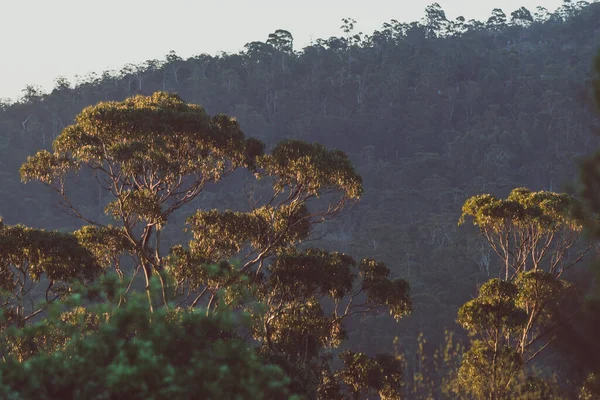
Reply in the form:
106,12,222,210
2,1,600,398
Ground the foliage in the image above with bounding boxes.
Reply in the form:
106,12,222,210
460,187,587,279
11,92,412,398
336,350,403,399
458,187,591,398
0,218,101,328
457,341,521,399
0,281,298,400
1,1,600,397
20,92,263,307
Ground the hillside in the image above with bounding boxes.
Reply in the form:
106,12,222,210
1,1,600,392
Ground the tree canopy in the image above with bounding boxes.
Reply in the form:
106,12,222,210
1,1,600,397
10,92,412,398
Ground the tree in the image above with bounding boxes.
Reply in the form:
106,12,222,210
340,18,362,69
422,3,448,38
0,281,298,400
459,188,590,281
533,6,551,22
487,8,508,30
20,92,264,310
456,279,527,398
336,350,403,399
0,218,101,330
267,29,295,72
18,92,412,397
267,29,294,54
457,188,593,398
510,7,533,26
165,139,412,395
5,2,600,395
510,7,534,26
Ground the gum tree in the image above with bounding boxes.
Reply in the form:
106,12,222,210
19,92,412,398
0,284,298,399
20,92,263,309
0,218,101,329
457,187,593,398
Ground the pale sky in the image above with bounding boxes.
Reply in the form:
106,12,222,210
0,0,565,101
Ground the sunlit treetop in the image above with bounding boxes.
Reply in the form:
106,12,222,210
0,221,101,285
21,92,263,186
457,278,527,338
257,140,363,201
359,259,412,321
0,218,102,328
336,350,403,400
515,270,566,311
73,225,134,275
459,187,582,232
18,92,271,309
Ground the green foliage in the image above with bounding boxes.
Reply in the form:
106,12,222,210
0,221,99,284
73,225,133,271
257,140,363,201
248,248,410,388
0,284,298,400
267,249,355,300
360,259,412,320
166,245,236,292
21,92,262,186
4,2,600,397
457,279,527,339
10,87,413,399
185,202,311,263
0,218,101,329
457,341,522,399
460,188,589,283
515,270,566,312
457,187,591,398
18,150,77,185
264,298,341,360
336,350,403,399
65,92,257,171
460,187,581,233
19,92,266,307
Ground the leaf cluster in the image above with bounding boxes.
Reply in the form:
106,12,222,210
459,187,581,232
257,140,363,200
360,259,412,320
336,350,403,400
0,286,298,400
0,220,101,290
457,278,527,338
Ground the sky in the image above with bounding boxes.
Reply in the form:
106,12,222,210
0,0,566,101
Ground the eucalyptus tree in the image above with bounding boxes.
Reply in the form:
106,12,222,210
165,138,412,396
487,8,508,31
422,3,448,38
510,7,534,27
0,282,297,400
19,92,412,398
457,187,592,398
267,29,295,72
0,218,101,330
20,92,263,309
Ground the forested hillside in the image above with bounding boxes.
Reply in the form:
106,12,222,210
1,1,600,398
